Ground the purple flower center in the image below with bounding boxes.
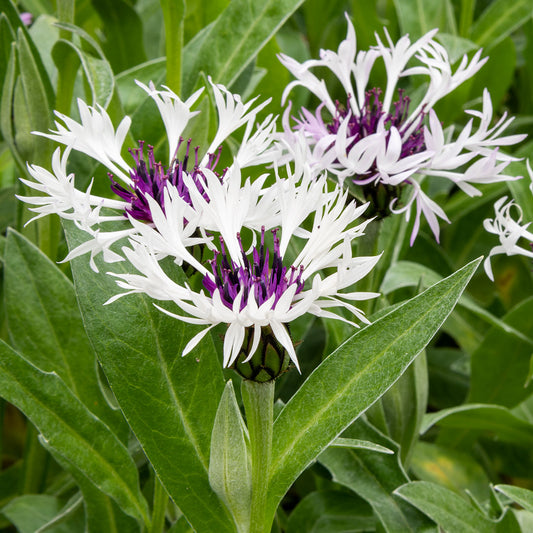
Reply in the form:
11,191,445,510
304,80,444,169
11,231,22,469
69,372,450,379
110,139,222,223
202,228,305,311
329,88,426,167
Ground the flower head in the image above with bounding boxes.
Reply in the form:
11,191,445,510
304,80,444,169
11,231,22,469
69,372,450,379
19,79,279,270
279,15,525,244
483,161,533,281
107,164,380,376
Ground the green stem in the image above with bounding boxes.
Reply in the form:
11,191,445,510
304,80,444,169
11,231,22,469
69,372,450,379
242,380,275,533
55,0,77,115
19,424,49,494
0,399,4,462
459,0,476,37
57,0,75,30
160,0,185,95
150,474,168,533
356,219,381,316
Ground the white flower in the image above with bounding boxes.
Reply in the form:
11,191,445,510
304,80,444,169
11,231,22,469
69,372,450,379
107,167,380,372
483,161,533,281
278,15,526,244
19,80,279,270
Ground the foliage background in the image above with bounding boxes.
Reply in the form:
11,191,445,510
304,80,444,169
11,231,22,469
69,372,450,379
0,0,533,531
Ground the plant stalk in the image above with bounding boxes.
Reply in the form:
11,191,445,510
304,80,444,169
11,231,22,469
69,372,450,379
150,473,168,533
160,0,185,95
242,380,275,533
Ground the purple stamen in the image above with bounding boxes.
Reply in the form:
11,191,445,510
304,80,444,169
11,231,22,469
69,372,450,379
312,89,426,184
202,227,305,312
110,138,224,223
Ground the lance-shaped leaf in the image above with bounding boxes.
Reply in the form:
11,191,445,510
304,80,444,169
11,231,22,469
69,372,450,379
49,449,141,533
64,221,235,533
209,381,251,531
52,23,115,108
495,485,533,513
0,340,149,526
366,351,428,466
182,0,306,96
2,494,84,533
471,0,533,48
15,26,54,163
395,481,515,533
266,258,480,524
320,420,435,533
421,404,533,448
286,490,375,533
394,0,457,37
4,229,123,433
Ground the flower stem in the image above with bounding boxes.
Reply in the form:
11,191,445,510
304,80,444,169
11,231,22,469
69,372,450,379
160,0,185,95
150,474,168,533
242,380,275,533
55,0,77,115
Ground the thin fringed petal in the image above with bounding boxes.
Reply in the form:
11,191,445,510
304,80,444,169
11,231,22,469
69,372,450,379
34,99,132,183
278,15,525,245
136,80,204,163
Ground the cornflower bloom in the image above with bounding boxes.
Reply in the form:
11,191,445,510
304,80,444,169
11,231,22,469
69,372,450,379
278,15,525,244
483,162,533,281
19,79,279,270
107,163,381,379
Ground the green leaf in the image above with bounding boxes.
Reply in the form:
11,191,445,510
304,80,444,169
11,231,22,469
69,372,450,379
116,58,166,114
0,0,54,105
366,350,428,465
495,485,533,513
0,43,27,173
0,186,17,233
2,494,84,533
52,28,114,108
286,490,375,533
53,22,116,109
320,419,435,533
302,1,348,57
4,229,123,432
18,0,53,16
470,0,533,48
436,33,478,63
168,516,195,533
64,221,235,533
73,474,141,533
393,0,457,38
381,261,533,348
15,26,54,162
395,481,494,533
44,446,141,533
329,437,393,454
507,161,533,222
90,0,147,73
467,36,516,109
469,297,533,408
160,0,185,94
0,462,22,508
427,348,469,409
182,0,306,96
410,442,491,502
0,14,15,120
421,404,533,447
114,58,170,150
0,340,149,525
267,258,480,524
183,0,230,43
208,381,251,531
